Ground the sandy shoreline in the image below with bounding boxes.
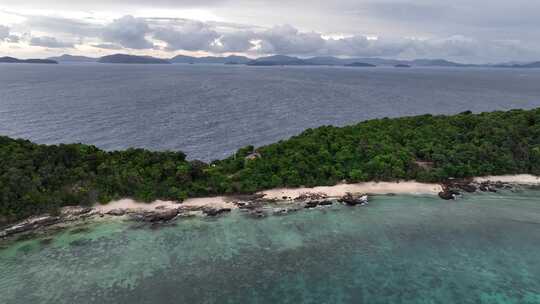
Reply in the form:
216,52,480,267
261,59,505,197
95,181,444,213
260,181,443,200
2,175,539,239
94,196,238,213
95,175,540,212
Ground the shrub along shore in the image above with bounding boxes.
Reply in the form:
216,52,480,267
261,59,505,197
1,108,539,223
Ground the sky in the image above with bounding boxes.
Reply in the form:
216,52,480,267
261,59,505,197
0,0,539,63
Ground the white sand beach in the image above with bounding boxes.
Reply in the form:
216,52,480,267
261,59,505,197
259,181,443,200
93,175,539,213
94,196,237,213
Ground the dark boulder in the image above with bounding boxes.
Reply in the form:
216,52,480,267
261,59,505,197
438,189,460,200
304,201,319,209
479,183,497,192
459,184,477,193
443,179,477,193
142,209,179,222
202,207,231,217
233,201,246,207
494,181,505,189
339,193,369,206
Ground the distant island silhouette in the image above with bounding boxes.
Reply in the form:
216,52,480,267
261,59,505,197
0,57,57,64
1,53,539,68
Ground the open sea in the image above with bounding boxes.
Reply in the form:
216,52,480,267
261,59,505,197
1,63,539,161
1,63,540,303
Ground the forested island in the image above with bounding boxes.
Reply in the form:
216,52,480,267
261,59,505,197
97,54,171,64
344,62,377,67
0,57,57,64
1,108,539,223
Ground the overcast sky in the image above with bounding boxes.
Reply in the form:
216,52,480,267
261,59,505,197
1,0,539,63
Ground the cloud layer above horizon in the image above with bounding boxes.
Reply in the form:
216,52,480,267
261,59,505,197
1,0,540,63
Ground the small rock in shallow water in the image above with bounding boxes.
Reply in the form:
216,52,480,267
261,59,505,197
272,208,289,216
136,209,179,222
202,208,231,217
438,189,460,200
304,201,319,209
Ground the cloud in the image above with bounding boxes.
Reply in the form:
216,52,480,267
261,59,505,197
212,31,256,53
153,20,219,51
2,4,540,63
258,25,326,55
91,43,123,50
29,36,74,48
24,15,102,37
6,35,20,43
102,15,154,49
0,0,226,10
0,25,9,40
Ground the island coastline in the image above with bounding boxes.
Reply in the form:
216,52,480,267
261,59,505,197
2,175,539,241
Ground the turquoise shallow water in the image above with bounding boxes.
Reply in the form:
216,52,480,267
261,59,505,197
1,191,540,304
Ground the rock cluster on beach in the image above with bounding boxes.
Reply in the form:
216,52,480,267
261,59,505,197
231,192,369,218
438,179,514,200
0,191,376,239
3,177,526,240
0,206,95,238
338,193,369,206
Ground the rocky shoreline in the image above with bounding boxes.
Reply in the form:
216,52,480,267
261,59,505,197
438,179,517,200
0,192,370,241
2,176,538,241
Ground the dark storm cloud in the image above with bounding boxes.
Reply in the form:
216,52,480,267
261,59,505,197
258,25,326,55
153,20,219,51
101,15,154,49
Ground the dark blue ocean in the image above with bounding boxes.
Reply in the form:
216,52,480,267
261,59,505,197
1,63,539,161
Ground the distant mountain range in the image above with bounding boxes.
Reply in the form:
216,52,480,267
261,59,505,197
344,62,377,67
246,55,308,66
0,56,57,64
244,55,491,67
492,61,540,68
170,55,250,64
1,53,535,68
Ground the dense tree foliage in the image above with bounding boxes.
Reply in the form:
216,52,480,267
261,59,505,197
1,108,539,222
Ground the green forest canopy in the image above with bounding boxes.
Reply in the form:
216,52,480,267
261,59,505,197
1,108,539,222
